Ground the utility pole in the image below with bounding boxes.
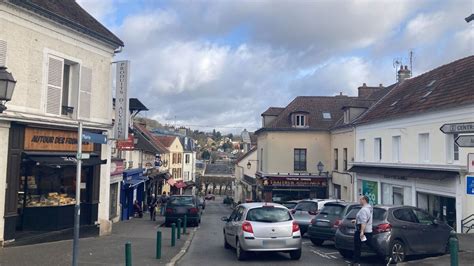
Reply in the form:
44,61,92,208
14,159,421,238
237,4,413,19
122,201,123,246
72,121,83,266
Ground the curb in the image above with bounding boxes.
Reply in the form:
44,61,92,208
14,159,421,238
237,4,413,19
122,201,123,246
166,227,198,266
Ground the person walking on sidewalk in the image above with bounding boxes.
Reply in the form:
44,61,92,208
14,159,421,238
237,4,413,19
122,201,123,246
159,192,168,215
148,194,158,221
352,195,374,265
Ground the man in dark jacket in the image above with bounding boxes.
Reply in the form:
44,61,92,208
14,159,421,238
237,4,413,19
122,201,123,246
148,194,158,221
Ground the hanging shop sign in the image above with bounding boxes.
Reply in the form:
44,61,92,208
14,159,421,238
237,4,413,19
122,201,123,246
24,127,93,152
114,60,130,140
116,134,134,150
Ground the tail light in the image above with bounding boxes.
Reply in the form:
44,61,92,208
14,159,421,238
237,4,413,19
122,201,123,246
374,223,392,234
242,221,253,233
292,221,300,233
189,207,198,214
308,210,318,215
166,208,173,214
333,219,342,228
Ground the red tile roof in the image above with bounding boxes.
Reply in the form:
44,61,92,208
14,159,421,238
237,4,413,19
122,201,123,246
261,107,285,116
155,135,178,148
133,124,169,153
356,56,474,124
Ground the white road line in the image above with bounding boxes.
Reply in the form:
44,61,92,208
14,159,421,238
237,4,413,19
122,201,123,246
329,255,337,259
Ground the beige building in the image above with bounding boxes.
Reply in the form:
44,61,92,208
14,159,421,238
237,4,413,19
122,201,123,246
235,147,257,202
156,135,184,194
0,0,123,244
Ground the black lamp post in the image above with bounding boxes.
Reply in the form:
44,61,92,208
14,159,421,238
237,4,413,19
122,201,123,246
0,66,16,113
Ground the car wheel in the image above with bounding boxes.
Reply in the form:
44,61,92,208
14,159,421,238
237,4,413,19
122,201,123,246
310,238,324,246
389,240,406,263
289,249,302,260
236,240,247,261
338,249,353,259
224,234,231,249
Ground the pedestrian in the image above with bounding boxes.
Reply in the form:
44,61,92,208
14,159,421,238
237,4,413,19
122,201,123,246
133,200,143,218
352,195,374,265
148,194,157,221
160,192,168,215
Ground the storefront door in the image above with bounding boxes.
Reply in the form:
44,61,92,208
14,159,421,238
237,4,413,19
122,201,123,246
417,192,456,230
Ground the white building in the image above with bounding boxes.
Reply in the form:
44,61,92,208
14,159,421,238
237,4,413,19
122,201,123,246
0,0,123,245
351,56,474,233
182,136,197,194
235,147,257,203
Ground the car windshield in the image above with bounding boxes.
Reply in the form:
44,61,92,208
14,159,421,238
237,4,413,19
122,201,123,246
295,201,317,211
345,207,386,221
246,207,292,223
169,197,194,205
319,205,345,216
280,202,297,209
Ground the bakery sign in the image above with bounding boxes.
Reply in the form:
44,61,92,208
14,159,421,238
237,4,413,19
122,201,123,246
263,176,327,187
24,127,93,152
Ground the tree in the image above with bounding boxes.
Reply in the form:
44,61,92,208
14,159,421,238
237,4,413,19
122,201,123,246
201,150,211,160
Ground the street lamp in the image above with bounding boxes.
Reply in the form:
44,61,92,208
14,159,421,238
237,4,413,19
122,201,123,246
317,161,324,175
0,66,16,113
247,161,251,169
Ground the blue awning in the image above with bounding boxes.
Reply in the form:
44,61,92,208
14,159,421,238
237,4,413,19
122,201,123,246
123,177,148,188
123,168,144,177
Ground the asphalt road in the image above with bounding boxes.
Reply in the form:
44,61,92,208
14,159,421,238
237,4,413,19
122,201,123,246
178,199,385,266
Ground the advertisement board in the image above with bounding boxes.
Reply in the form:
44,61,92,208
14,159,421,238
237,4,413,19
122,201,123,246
362,180,379,204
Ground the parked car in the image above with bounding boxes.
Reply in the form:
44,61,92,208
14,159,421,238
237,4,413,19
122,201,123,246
222,202,302,261
165,195,201,226
205,194,216,200
335,205,452,263
307,202,359,245
276,200,300,210
292,199,338,235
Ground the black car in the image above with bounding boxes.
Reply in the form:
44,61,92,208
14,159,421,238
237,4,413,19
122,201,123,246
307,202,359,245
335,205,453,263
165,195,201,226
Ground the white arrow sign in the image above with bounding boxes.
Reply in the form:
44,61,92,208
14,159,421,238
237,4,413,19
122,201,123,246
440,122,474,134
455,135,474,147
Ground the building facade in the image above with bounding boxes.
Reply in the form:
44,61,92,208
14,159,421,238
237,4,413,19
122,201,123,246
235,147,257,203
0,0,123,244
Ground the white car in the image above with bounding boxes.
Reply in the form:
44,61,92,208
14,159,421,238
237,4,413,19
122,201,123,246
292,199,339,235
222,202,302,261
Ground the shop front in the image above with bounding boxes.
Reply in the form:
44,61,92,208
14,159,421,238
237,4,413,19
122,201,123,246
3,125,105,243
109,159,124,222
120,168,147,220
256,173,328,202
351,166,460,231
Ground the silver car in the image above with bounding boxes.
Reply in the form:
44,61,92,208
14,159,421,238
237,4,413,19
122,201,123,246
222,202,302,261
292,199,338,235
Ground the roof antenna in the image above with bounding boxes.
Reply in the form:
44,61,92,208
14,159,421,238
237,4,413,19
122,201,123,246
393,58,402,81
409,50,413,77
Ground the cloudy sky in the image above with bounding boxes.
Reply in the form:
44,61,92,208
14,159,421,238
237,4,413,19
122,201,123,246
78,0,473,133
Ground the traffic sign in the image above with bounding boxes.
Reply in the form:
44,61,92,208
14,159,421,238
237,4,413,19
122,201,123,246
467,176,474,195
440,122,474,134
455,135,474,147
82,131,107,144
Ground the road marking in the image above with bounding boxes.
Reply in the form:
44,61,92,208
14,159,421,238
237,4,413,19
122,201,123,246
167,227,198,266
325,251,339,255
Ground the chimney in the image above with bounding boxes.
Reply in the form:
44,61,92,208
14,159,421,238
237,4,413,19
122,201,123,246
397,65,411,82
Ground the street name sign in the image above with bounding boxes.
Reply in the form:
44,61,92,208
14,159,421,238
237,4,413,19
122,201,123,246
440,122,474,134
82,131,107,144
455,135,474,147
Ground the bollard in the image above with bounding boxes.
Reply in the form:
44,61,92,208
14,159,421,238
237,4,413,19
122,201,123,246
183,215,187,234
449,231,459,266
156,231,162,259
177,219,182,240
171,223,176,247
125,242,132,266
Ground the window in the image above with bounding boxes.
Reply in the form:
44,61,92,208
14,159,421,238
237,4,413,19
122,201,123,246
343,110,350,124
393,208,417,223
178,153,182,164
359,139,366,161
246,207,292,223
295,201,317,212
334,149,339,170
294,114,307,127
294,149,307,171
374,138,382,161
343,148,348,170
413,209,435,225
323,112,331,119
392,136,401,162
419,133,430,163
185,154,190,164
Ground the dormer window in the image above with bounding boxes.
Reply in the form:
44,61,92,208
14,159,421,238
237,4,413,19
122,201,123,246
291,112,308,128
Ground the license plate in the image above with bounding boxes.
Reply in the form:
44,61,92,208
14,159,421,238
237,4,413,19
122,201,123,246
176,207,187,214
262,240,286,247
316,221,329,227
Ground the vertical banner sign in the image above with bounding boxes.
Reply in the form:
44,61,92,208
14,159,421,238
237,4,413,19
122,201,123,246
362,180,378,204
115,61,130,140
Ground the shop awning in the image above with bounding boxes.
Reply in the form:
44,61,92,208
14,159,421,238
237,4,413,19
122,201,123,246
349,165,459,180
123,177,148,188
23,152,106,167
175,181,187,189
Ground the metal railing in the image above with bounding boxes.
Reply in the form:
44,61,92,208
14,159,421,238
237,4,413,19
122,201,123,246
461,214,474,233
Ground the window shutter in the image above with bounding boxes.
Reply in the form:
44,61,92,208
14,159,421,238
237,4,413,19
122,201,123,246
79,66,92,119
46,56,64,115
0,40,6,67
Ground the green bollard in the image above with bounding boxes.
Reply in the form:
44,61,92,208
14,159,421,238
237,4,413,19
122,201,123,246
177,219,181,240
183,215,187,234
171,223,176,247
156,231,162,259
125,242,132,266
450,231,459,266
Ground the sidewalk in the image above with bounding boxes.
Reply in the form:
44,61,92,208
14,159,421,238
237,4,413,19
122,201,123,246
0,214,194,266
401,234,474,266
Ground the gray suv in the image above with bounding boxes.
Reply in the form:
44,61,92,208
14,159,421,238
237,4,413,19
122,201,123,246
335,205,452,263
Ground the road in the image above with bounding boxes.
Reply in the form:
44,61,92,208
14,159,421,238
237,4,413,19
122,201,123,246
178,199,385,266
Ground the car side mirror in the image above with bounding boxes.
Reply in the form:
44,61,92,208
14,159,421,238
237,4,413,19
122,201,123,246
221,216,229,222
